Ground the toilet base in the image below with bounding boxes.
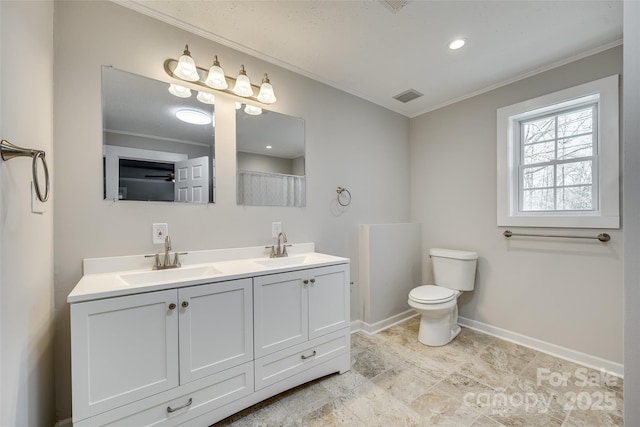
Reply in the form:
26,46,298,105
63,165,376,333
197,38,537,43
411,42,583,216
416,303,461,347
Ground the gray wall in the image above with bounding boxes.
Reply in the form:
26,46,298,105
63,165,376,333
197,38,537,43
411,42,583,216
410,46,623,364
623,1,640,424
53,1,410,419
0,1,55,425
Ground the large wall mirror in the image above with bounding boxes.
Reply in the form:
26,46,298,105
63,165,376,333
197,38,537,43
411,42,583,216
236,105,305,206
102,66,216,203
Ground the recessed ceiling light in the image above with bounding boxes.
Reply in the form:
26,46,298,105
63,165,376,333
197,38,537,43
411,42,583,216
266,145,272,149
175,109,212,125
448,38,466,50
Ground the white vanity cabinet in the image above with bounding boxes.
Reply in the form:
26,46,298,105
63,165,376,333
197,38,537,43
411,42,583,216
69,247,350,427
253,264,350,390
71,278,253,425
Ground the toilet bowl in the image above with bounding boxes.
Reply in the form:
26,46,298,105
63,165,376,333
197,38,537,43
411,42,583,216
408,248,477,346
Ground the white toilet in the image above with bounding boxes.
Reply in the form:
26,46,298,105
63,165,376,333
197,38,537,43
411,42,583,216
408,248,478,346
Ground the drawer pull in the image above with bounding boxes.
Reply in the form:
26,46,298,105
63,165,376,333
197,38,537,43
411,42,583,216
168,303,176,310
301,350,317,360
182,301,189,308
167,397,192,413
310,278,316,284
303,279,309,285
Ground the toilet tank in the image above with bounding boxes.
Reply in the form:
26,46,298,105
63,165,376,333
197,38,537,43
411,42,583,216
429,248,478,291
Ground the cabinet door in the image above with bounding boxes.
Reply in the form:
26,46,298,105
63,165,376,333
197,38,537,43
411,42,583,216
71,289,179,421
308,264,350,340
178,279,253,384
254,270,309,358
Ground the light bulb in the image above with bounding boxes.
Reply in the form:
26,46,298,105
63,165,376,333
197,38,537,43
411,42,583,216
168,84,192,98
257,73,277,104
204,55,228,90
233,65,253,97
196,91,215,104
173,44,200,81
244,105,262,116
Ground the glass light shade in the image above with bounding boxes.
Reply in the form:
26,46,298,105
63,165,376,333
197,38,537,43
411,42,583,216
204,56,228,89
175,109,212,125
196,91,215,104
235,102,242,110
244,105,262,116
257,74,277,104
173,45,200,81
168,84,192,98
233,65,253,97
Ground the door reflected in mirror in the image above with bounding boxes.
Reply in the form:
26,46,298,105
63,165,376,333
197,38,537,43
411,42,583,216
102,66,216,203
236,104,305,207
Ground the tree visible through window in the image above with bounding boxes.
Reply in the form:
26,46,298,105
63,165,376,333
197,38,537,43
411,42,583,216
519,103,597,212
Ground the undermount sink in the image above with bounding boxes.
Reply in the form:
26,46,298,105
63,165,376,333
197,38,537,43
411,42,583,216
254,255,321,268
119,265,222,286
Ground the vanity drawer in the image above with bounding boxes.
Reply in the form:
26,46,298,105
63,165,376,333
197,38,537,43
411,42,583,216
76,362,254,427
255,329,350,391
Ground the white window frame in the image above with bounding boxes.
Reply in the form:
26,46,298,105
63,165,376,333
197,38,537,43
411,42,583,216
497,74,619,229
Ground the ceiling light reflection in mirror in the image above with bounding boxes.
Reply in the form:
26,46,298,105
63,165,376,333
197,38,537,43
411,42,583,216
102,66,216,204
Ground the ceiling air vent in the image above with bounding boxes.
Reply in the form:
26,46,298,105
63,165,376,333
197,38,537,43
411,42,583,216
393,89,423,103
380,0,409,13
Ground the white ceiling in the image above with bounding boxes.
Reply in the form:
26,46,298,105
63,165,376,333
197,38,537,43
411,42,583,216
125,0,623,118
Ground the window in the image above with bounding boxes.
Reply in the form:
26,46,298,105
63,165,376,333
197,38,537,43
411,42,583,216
497,75,619,228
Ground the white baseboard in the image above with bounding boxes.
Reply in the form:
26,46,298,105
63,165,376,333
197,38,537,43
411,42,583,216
351,310,417,335
458,316,623,378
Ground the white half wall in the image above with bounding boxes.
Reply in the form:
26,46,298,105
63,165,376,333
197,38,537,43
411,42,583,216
359,223,422,325
410,46,623,367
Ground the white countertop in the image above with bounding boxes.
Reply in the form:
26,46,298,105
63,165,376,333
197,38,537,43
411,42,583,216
68,243,349,303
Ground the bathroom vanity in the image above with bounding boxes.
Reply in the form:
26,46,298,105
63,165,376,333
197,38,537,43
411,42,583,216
67,243,350,426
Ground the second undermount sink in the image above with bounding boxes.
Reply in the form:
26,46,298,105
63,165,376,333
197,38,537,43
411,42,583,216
254,254,324,268
119,265,223,286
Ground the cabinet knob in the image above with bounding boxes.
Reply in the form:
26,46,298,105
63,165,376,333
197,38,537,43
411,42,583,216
168,303,176,310
310,278,316,284
182,301,189,308
303,279,309,285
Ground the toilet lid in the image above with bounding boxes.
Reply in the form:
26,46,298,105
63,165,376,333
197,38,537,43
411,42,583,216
409,285,456,304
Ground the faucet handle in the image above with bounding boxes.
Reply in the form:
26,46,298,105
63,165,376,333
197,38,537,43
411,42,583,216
282,244,293,257
145,253,161,269
165,235,172,251
173,252,188,267
265,245,276,258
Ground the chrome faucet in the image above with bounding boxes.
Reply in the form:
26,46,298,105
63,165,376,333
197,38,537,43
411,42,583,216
265,231,292,258
145,235,187,269
276,232,291,257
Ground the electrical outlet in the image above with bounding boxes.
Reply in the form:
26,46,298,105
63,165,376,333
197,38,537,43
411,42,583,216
272,222,282,238
152,223,168,244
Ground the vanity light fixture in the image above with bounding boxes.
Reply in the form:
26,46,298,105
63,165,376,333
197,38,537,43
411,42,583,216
244,104,263,116
175,109,212,125
257,74,277,104
233,65,254,97
173,45,200,81
196,91,215,104
168,83,192,98
204,55,228,90
448,38,466,50
165,45,278,105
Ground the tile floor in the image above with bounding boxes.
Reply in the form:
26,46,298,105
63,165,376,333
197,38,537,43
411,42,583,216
213,317,623,426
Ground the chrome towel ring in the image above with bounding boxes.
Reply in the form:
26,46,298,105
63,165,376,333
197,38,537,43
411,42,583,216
1,139,50,202
336,186,351,206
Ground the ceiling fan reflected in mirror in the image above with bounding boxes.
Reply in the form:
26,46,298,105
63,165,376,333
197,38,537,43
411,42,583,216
144,172,175,182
